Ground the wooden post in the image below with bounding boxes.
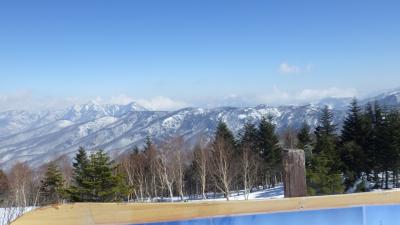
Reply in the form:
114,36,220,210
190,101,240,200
282,149,307,198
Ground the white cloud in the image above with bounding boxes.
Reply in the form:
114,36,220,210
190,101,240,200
297,87,357,100
0,87,358,112
279,62,301,74
255,87,357,105
107,95,189,111
109,94,136,105
0,90,85,111
136,96,188,111
279,62,313,74
91,95,189,111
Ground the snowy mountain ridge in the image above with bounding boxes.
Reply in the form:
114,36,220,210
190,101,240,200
0,89,399,169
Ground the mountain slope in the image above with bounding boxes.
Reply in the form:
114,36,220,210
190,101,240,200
0,89,399,168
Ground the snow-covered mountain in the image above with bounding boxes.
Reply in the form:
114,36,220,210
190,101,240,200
0,89,399,169
361,88,400,107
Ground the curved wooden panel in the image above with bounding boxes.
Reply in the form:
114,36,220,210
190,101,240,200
12,190,400,225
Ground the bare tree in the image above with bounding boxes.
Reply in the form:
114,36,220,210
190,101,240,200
117,152,136,202
143,137,160,201
193,141,210,199
134,153,146,202
171,136,186,201
8,162,36,208
157,141,176,202
157,136,187,201
118,147,148,202
2,162,39,225
240,143,258,200
210,123,236,201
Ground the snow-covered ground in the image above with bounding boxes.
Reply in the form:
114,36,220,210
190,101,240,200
151,185,284,202
0,207,34,225
196,185,284,201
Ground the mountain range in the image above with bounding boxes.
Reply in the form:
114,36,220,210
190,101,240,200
0,89,399,169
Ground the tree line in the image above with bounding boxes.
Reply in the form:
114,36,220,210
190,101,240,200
0,117,283,206
304,100,400,194
1,99,399,209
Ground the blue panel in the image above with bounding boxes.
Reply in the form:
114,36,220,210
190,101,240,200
134,204,400,225
365,205,400,225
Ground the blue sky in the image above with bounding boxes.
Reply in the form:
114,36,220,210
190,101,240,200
1,0,400,110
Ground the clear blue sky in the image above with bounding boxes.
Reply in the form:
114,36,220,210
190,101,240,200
1,0,399,110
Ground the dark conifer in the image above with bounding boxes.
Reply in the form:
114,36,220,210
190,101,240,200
40,164,65,205
257,116,282,187
297,122,312,150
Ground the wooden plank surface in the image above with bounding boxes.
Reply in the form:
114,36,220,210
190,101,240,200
12,190,400,225
282,149,307,197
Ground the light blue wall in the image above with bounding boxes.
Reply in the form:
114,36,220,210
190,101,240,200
134,204,399,225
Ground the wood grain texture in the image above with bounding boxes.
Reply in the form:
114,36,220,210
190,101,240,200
12,190,400,225
282,149,307,197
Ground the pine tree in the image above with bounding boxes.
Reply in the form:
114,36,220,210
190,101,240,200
240,122,258,153
339,99,367,188
40,164,64,205
307,106,343,195
380,109,400,189
297,122,313,167
68,147,91,202
215,121,237,152
363,102,379,182
364,101,388,188
257,116,282,187
341,98,364,144
314,106,336,144
297,122,312,149
307,153,343,195
388,109,400,188
68,148,128,202
88,150,128,202
239,122,260,197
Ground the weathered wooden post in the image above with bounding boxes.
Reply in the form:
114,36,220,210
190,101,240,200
282,149,307,197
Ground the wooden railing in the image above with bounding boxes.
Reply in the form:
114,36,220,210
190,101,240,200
12,190,400,225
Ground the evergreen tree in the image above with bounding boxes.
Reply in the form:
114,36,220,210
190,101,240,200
297,122,313,167
341,99,364,144
215,121,237,152
388,109,400,188
307,153,344,195
68,148,128,202
307,106,343,195
314,106,336,144
297,122,312,149
40,164,64,205
240,122,258,152
257,116,282,187
370,102,387,187
362,102,379,181
68,147,91,202
239,122,260,194
339,99,367,188
380,109,400,189
88,150,128,202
